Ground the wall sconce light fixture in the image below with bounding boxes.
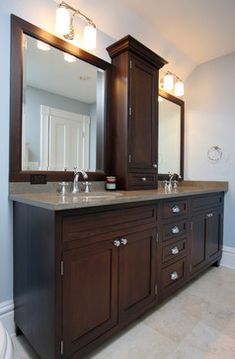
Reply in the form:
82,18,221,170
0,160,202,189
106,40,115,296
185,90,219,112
55,1,96,50
162,71,184,97
163,72,174,91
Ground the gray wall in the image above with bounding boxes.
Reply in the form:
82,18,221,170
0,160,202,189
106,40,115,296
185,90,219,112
0,10,13,304
185,51,235,248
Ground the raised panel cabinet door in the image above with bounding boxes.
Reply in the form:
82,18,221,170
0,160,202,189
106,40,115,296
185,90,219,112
128,56,157,171
62,239,118,358
119,228,157,322
206,208,223,261
190,213,207,273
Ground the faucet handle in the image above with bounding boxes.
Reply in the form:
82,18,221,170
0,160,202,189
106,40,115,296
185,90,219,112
83,181,91,193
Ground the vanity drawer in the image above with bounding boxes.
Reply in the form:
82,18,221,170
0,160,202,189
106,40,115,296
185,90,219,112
191,193,223,212
162,199,189,219
62,205,157,244
160,258,187,291
162,237,187,265
128,173,157,188
162,219,189,241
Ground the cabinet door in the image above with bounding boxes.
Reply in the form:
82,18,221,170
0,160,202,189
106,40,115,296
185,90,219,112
206,208,223,261
119,228,157,322
190,213,207,273
128,56,157,172
63,239,118,358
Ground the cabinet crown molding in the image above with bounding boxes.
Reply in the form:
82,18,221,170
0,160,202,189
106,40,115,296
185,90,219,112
107,35,167,69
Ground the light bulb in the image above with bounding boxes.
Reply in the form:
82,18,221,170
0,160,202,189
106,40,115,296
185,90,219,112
163,72,174,91
174,80,184,97
83,24,96,50
64,52,77,63
56,5,71,35
37,40,51,51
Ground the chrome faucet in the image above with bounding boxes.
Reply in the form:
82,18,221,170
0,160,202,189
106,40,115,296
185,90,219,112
72,168,88,194
164,173,180,192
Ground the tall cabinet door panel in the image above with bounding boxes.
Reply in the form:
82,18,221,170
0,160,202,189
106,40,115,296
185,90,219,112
63,240,118,358
206,208,223,260
119,228,156,322
191,213,207,273
129,57,157,171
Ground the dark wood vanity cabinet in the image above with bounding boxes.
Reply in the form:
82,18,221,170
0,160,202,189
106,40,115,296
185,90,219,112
190,194,224,275
158,193,224,299
62,239,118,357
107,36,167,190
62,205,157,358
14,202,158,359
63,226,157,358
158,198,190,299
13,192,224,358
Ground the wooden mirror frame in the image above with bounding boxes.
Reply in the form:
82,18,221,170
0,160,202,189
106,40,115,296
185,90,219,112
158,89,185,180
10,14,111,182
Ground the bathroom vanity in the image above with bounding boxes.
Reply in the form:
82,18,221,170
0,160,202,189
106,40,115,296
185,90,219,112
11,185,226,358
9,14,228,359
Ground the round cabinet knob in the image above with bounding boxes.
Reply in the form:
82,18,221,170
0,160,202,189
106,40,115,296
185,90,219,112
170,271,179,281
171,205,180,214
152,164,158,169
171,226,180,234
141,177,147,182
113,240,121,247
120,238,128,245
171,246,179,255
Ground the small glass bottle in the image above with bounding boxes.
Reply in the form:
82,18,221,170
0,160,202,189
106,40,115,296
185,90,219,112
106,176,116,191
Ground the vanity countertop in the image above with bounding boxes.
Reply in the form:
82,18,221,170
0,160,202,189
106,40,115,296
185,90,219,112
9,181,228,211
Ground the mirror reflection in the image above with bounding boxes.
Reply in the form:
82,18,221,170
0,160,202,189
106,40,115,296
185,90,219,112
158,94,182,175
22,34,104,172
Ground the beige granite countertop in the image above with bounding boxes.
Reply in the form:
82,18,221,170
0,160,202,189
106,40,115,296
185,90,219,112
9,181,228,211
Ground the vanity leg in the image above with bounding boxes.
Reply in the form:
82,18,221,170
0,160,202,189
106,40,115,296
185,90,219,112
15,326,22,336
213,260,221,267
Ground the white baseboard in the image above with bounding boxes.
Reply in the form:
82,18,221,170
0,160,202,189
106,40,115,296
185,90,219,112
0,300,15,336
221,246,235,269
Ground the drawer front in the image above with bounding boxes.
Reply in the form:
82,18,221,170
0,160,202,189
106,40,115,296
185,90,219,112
160,258,186,291
162,220,189,241
162,199,188,219
128,173,157,188
192,194,223,212
63,205,157,243
162,237,187,265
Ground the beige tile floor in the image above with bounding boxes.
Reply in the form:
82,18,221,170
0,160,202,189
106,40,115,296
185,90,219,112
12,266,235,359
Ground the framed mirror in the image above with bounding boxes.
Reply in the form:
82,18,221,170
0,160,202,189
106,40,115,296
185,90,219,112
10,15,111,182
158,89,184,180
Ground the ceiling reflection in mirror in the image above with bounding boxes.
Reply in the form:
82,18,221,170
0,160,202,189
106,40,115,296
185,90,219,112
158,96,181,175
22,34,104,172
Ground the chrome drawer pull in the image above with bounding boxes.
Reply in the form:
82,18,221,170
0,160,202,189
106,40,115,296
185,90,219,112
207,213,213,218
171,226,180,234
113,240,121,247
141,177,147,181
153,163,158,168
171,246,179,255
170,271,179,280
120,238,128,246
172,205,180,213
